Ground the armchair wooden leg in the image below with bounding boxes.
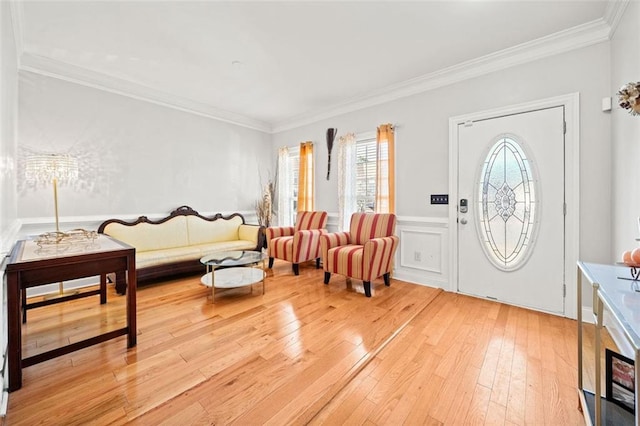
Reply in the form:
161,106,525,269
292,264,299,276
268,257,274,269
364,281,372,297
324,272,331,284
316,258,321,269
383,273,391,286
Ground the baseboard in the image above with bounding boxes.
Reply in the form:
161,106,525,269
0,347,7,417
603,310,634,358
393,270,447,289
582,306,595,324
582,307,634,358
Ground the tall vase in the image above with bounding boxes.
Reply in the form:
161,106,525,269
326,128,337,180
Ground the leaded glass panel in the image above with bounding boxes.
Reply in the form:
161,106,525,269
476,136,538,270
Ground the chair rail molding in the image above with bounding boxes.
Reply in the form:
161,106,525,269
17,210,257,238
13,212,451,297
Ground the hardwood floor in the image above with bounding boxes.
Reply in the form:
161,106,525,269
7,260,596,425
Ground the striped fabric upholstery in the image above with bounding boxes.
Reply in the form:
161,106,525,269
294,211,328,232
323,213,399,293
266,211,328,271
265,226,294,259
362,233,399,281
349,213,396,245
325,244,365,280
293,229,326,263
320,231,351,270
269,236,295,262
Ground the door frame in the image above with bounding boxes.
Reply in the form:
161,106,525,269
448,93,580,319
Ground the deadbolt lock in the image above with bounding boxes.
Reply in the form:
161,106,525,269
460,198,468,214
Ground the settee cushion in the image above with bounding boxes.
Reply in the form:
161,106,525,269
136,240,256,269
186,215,243,245
102,216,189,252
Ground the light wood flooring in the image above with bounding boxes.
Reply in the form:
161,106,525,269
7,260,605,425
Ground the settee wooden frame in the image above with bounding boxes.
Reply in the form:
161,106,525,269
98,205,264,294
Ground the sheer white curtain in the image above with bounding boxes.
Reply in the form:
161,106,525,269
337,133,357,231
277,146,292,226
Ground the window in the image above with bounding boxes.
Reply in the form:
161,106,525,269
277,146,299,226
289,147,299,223
355,136,376,213
337,126,394,231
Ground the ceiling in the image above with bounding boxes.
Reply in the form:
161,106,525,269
13,1,615,132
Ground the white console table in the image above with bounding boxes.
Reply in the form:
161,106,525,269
577,261,639,426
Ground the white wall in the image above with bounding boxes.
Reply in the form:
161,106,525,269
273,42,612,293
1,1,19,253
17,72,272,224
0,0,18,413
611,1,640,259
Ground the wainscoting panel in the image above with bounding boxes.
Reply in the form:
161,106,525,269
399,228,443,273
394,216,449,288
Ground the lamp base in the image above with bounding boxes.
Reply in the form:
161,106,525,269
43,289,80,300
42,282,79,300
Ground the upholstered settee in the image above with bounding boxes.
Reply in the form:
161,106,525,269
98,206,264,293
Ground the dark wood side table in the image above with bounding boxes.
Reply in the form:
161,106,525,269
6,234,137,392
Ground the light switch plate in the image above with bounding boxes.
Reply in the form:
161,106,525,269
431,194,448,204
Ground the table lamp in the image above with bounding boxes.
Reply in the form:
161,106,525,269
25,153,79,296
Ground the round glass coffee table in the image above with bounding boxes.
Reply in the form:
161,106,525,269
200,250,266,302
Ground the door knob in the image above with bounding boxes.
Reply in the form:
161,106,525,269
460,218,468,225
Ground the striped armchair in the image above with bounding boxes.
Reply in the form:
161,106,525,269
266,211,328,275
321,213,399,297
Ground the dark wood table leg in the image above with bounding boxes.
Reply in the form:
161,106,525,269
21,286,27,324
99,273,107,304
8,271,22,391
127,254,137,348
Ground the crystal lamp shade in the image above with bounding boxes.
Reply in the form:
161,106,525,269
25,154,79,183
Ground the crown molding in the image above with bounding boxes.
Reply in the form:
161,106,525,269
11,0,271,133
12,1,618,136
603,0,630,39
19,53,273,133
272,18,611,133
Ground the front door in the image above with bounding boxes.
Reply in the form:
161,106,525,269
457,106,565,314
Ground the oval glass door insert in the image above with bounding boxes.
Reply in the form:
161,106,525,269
477,135,538,271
